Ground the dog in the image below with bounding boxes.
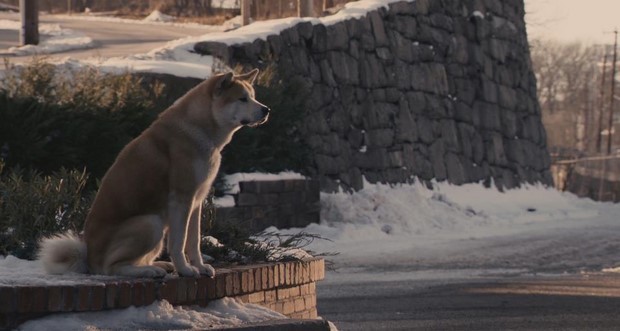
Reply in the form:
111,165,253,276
38,69,269,278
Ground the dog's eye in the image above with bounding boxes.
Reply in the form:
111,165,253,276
239,97,248,102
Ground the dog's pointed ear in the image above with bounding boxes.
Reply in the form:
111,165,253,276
236,68,259,84
214,72,234,95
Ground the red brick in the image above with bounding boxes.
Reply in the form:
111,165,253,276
196,277,209,302
247,291,265,304
206,277,217,300
159,278,178,304
117,282,132,308
289,286,301,297
264,289,276,303
177,278,189,303
186,278,197,303
277,287,290,300
132,282,145,307
235,294,250,303
47,286,63,312
273,264,280,287
76,285,91,312
304,294,316,309
0,287,16,313
267,265,275,288
311,259,320,282
295,262,303,284
61,286,76,312
285,263,293,285
290,312,304,319
273,301,284,314
225,272,234,296
232,272,241,295
282,300,295,315
247,269,255,293
91,285,105,310
16,286,34,313
254,268,262,291
300,284,309,295
308,307,318,319
294,297,305,312
240,268,250,293
309,282,316,293
214,269,232,298
105,283,118,309
144,281,156,305
316,259,325,280
302,263,310,283
261,266,269,289
278,264,285,285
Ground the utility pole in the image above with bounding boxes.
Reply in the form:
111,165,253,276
241,0,251,26
607,28,618,154
20,0,39,46
597,53,608,153
298,0,314,17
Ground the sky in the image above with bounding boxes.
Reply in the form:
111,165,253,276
525,0,620,44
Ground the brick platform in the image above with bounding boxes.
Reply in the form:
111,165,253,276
0,258,324,329
216,179,320,232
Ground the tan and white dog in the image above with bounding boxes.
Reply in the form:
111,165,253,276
38,69,269,278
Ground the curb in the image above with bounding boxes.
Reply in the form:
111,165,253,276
210,318,332,331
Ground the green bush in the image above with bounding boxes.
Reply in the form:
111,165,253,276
0,60,311,259
0,167,94,259
0,59,163,182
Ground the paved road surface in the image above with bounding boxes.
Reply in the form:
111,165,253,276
318,273,620,330
0,12,215,59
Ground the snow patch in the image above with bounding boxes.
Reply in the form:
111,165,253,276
19,298,286,330
143,10,175,23
0,20,95,55
222,171,306,194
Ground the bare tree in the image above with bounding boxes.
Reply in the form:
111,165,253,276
531,38,604,151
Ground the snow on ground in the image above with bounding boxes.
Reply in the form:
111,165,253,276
2,178,619,327
0,19,94,55
269,179,620,284
19,298,286,331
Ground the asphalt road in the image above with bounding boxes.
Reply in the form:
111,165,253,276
0,12,215,59
318,273,620,330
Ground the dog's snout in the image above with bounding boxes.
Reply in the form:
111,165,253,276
261,106,270,116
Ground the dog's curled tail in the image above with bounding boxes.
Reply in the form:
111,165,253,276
38,231,88,274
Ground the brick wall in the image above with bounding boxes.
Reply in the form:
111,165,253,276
0,258,325,329
215,179,321,232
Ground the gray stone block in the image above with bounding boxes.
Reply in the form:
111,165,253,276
430,141,447,181
328,51,359,85
410,63,448,95
393,15,418,39
389,1,416,15
369,11,389,46
445,152,467,184
326,22,349,51
366,129,394,148
417,116,435,144
298,21,314,39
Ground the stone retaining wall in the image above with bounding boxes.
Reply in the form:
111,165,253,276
195,0,553,191
0,258,325,329
215,179,320,232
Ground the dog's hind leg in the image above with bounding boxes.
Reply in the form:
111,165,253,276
153,261,175,273
103,214,168,278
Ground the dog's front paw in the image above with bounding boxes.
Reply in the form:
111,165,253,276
176,264,200,277
196,263,215,278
